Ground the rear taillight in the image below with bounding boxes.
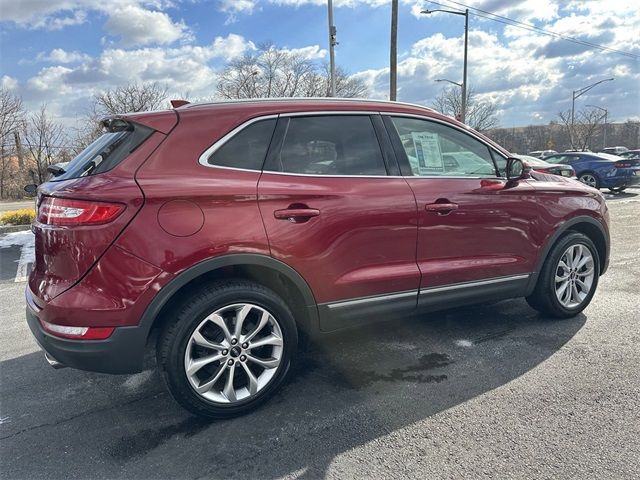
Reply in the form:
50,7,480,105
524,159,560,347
40,320,114,340
615,161,631,168
38,197,124,226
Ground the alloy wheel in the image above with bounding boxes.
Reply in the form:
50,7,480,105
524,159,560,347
184,303,284,404
579,174,597,188
554,244,595,309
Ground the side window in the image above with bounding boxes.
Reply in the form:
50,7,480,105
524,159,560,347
273,115,387,176
208,119,276,170
390,117,497,177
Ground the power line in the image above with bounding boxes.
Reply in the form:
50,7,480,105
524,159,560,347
426,0,640,60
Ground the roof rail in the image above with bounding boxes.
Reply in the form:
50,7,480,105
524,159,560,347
183,97,436,112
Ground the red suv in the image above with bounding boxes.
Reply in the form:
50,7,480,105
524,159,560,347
26,99,610,418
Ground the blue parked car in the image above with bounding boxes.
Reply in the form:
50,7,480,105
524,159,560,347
543,152,640,193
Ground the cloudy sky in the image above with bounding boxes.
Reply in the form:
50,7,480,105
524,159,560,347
1,0,638,128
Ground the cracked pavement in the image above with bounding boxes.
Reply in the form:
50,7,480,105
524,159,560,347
1,190,639,479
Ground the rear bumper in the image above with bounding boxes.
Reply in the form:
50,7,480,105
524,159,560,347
26,300,147,374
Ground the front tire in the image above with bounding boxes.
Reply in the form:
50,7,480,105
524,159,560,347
526,232,599,318
157,280,298,418
578,173,600,189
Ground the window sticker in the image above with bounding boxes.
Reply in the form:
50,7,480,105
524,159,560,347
411,131,444,172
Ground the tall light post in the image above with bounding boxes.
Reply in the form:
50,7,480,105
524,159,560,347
327,0,337,97
587,104,608,149
571,78,614,127
436,79,462,88
421,8,469,123
390,0,398,101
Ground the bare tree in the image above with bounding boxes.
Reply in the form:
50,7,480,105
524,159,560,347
0,88,25,198
558,108,604,151
432,86,499,131
93,82,169,117
70,82,169,154
216,44,368,99
23,105,65,184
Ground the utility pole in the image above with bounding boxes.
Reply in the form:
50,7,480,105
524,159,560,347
327,0,337,97
421,8,469,123
461,9,468,124
390,0,398,101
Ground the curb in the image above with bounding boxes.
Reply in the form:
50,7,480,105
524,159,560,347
0,225,32,235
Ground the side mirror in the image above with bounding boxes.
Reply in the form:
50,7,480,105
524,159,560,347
24,184,38,196
506,157,531,181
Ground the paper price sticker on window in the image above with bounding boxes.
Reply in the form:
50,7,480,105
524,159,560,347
411,132,444,172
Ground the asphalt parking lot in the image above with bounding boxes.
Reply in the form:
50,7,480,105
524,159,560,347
1,189,639,479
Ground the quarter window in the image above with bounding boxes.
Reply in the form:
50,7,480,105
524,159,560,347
271,115,387,176
390,117,497,177
207,119,276,170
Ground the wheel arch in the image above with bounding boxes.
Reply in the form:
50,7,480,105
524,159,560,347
526,215,610,294
141,254,319,342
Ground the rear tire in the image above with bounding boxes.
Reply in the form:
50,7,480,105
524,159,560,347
526,232,599,318
608,187,626,193
157,280,298,418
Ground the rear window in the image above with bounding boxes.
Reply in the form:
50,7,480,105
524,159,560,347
51,120,153,181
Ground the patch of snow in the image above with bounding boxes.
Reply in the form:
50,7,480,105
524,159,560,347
0,230,35,264
454,339,473,348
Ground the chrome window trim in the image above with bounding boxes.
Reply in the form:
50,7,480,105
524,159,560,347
198,114,279,169
279,110,379,117
198,110,508,179
321,274,531,310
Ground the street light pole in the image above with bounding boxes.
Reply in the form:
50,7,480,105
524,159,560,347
327,0,337,97
587,104,608,149
421,8,469,123
571,78,614,127
461,9,468,124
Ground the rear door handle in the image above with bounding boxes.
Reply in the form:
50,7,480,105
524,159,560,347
425,202,458,214
274,208,320,222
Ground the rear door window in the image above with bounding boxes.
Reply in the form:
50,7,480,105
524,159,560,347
52,121,153,181
266,115,387,176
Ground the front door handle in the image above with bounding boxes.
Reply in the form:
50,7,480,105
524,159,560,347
274,208,320,222
425,202,458,215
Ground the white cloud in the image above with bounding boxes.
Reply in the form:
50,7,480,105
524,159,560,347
104,5,189,46
37,48,92,64
1,76,19,90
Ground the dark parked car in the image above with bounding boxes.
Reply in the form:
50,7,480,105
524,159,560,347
516,155,576,178
618,149,640,159
27,99,610,418
544,152,640,192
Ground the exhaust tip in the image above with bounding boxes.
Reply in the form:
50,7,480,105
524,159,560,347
44,352,66,369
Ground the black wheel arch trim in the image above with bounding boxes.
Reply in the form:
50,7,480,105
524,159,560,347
139,253,319,340
526,215,609,294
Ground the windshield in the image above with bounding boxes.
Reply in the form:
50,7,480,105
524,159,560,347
51,122,153,181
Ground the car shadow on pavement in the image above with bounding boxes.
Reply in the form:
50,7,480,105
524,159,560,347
1,298,585,479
